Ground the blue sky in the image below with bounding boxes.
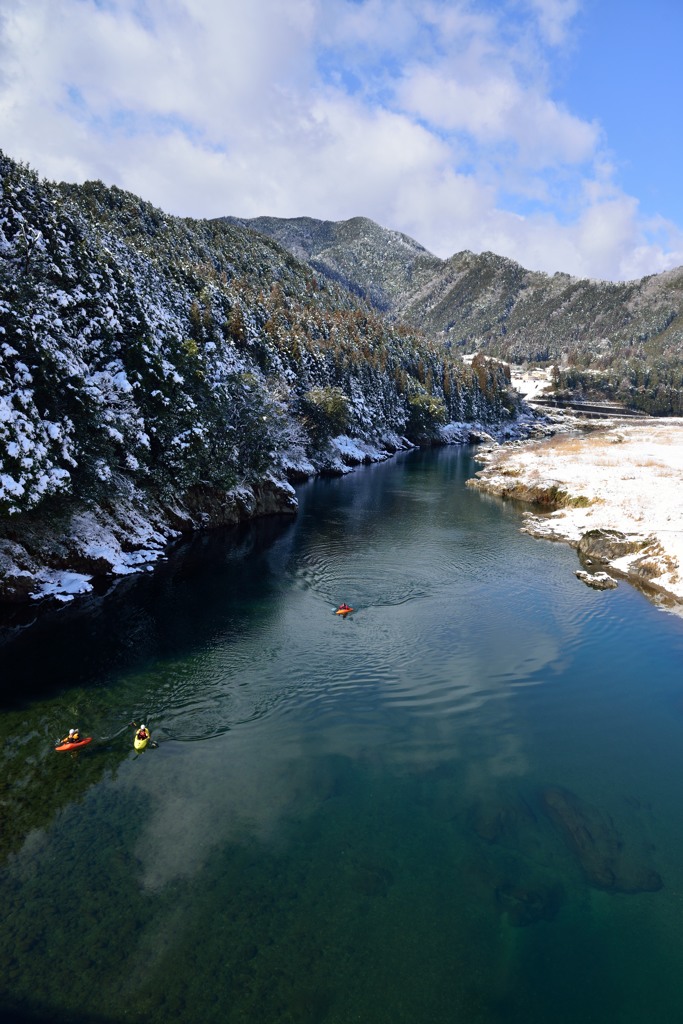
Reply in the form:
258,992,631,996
560,2,683,223
1,0,681,280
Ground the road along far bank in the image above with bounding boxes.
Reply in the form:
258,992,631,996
467,418,683,615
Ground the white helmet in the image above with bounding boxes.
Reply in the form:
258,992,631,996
69,729,75,736
140,725,146,730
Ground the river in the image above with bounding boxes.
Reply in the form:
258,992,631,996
1,445,683,1024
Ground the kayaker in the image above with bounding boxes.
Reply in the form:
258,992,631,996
337,603,351,613
59,727,80,744
136,724,149,743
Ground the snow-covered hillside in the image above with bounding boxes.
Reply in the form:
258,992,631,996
0,154,523,603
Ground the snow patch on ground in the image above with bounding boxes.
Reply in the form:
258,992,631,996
33,571,94,602
469,418,683,613
509,366,555,402
332,434,393,466
281,452,317,478
441,414,541,445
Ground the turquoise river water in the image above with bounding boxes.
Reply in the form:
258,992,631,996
1,445,683,1024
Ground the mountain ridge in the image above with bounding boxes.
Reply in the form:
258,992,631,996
228,214,683,373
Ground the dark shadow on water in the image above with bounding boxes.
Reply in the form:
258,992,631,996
0,513,297,707
0,999,125,1024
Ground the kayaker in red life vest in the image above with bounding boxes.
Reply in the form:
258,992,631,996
59,727,80,745
136,725,149,742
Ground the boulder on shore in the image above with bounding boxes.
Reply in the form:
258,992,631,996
577,528,650,563
575,570,618,590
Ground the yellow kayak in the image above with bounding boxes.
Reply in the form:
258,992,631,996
134,730,150,751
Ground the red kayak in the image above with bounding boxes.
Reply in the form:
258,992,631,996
55,736,92,752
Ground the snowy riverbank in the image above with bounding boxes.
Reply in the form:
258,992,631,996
468,417,683,614
0,409,543,607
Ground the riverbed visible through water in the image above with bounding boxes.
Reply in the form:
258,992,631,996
1,445,683,1024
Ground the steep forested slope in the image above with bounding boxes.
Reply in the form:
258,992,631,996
0,155,518,602
236,216,683,412
224,215,443,312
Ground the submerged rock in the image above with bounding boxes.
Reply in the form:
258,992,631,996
495,881,564,927
468,793,537,845
469,792,566,926
540,786,662,894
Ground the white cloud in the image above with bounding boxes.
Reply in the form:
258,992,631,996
523,0,581,46
0,0,680,281
396,67,598,167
